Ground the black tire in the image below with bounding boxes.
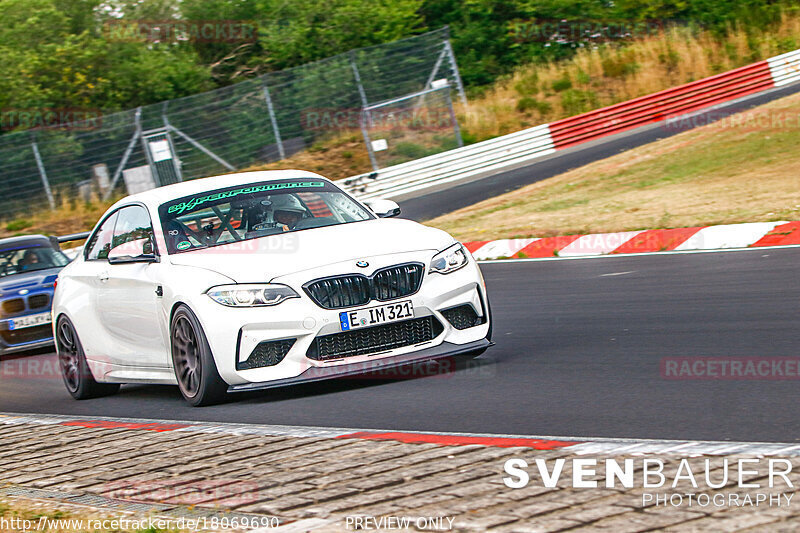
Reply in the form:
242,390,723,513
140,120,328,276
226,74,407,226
56,316,120,400
171,304,227,406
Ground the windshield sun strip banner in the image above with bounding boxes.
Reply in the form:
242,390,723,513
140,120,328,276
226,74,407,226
166,181,326,215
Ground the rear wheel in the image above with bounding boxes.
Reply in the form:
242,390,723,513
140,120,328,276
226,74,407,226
171,305,227,406
56,316,120,400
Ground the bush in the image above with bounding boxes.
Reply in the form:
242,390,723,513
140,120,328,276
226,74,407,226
514,72,539,96
516,97,552,115
560,89,599,115
6,219,32,232
601,56,640,78
392,142,435,160
658,48,681,71
551,76,573,92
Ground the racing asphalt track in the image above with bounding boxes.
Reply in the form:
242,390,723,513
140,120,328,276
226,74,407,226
1,247,798,443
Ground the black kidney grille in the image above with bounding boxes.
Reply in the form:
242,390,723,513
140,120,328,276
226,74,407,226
307,316,443,361
441,304,485,330
237,338,295,370
2,298,25,315
305,263,424,310
27,294,49,310
305,276,371,309
373,263,424,301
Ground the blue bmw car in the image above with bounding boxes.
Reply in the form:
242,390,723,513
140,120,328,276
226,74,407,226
0,235,72,354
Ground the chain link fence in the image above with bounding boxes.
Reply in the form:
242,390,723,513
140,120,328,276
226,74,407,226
0,27,466,220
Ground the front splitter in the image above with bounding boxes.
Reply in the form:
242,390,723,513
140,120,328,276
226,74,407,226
227,338,492,393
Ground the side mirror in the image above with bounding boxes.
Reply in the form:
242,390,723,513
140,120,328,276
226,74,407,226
364,198,401,218
108,238,158,264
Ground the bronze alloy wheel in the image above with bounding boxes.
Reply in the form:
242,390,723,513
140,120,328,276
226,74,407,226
172,314,201,397
55,316,120,400
56,319,81,393
170,305,227,406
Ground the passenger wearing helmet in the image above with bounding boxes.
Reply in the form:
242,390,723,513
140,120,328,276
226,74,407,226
270,195,307,231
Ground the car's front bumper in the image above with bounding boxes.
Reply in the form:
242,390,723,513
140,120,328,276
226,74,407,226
0,320,55,355
0,337,54,355
227,338,492,392
192,250,491,387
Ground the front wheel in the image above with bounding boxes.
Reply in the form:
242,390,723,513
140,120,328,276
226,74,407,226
56,316,120,400
171,305,227,407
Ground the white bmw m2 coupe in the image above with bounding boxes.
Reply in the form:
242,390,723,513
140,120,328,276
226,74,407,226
53,171,492,405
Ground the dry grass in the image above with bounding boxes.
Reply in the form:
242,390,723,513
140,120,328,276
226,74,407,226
458,14,800,141
248,132,373,180
426,91,800,242
0,192,120,244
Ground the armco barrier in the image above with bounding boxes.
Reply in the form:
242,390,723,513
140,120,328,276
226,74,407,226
548,61,773,149
343,48,800,200
343,124,554,199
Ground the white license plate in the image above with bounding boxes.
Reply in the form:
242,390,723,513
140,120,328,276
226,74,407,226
339,300,414,331
9,312,52,330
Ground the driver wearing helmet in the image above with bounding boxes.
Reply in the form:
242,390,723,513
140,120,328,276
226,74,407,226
270,195,307,231
19,249,41,271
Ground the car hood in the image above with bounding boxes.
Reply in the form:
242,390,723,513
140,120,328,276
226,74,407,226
167,218,455,283
0,267,60,297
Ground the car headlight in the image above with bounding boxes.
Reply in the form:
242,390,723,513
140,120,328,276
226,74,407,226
430,243,469,274
207,284,299,307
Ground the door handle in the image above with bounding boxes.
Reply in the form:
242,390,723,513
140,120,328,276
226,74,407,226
98,272,109,282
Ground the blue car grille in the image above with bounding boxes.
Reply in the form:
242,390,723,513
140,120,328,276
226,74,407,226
1,293,51,317
0,325,52,345
27,294,49,310
2,298,24,314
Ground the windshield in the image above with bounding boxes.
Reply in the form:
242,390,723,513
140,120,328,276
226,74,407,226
158,179,374,254
0,244,70,278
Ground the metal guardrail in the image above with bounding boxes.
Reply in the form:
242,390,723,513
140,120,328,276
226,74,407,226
768,49,800,87
343,46,800,201
343,124,554,200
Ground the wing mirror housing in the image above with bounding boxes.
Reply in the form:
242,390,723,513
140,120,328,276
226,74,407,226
108,237,159,264
363,198,401,218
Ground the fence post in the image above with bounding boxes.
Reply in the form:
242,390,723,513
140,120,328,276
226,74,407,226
261,76,285,160
30,135,55,210
446,91,464,148
106,107,142,199
349,51,379,171
162,102,183,182
443,37,467,106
